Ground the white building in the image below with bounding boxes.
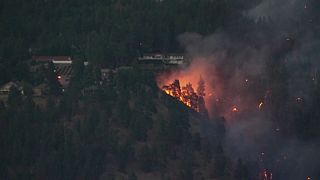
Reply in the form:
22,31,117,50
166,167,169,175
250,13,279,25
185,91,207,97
138,53,184,65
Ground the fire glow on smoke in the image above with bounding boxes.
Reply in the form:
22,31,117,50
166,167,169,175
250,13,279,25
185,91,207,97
156,58,272,118
157,57,316,179
162,79,206,113
157,58,216,114
157,58,248,118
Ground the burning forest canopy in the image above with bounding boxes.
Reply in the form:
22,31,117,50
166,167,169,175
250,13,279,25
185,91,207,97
162,78,208,114
155,28,320,178
156,57,269,119
157,59,213,114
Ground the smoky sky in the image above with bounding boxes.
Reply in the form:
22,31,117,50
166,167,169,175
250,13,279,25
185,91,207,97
248,0,304,21
175,0,320,179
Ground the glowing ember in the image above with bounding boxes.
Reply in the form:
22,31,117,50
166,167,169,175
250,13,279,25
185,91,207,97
259,101,264,110
162,78,206,112
232,106,239,112
260,169,273,180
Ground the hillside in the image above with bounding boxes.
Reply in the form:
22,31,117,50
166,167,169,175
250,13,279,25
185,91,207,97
0,67,240,180
1,0,320,179
0,0,262,84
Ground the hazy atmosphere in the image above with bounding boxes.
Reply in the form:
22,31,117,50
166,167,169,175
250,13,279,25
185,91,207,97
0,0,319,179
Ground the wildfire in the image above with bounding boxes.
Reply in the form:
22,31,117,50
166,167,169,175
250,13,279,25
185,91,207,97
260,169,273,180
232,106,239,112
162,78,206,113
259,101,264,110
156,58,277,117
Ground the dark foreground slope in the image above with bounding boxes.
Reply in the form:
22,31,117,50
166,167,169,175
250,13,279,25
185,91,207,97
0,67,244,180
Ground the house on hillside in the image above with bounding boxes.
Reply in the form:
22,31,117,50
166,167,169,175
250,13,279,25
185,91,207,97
32,56,72,64
138,53,184,66
56,64,72,87
32,56,73,87
31,56,88,87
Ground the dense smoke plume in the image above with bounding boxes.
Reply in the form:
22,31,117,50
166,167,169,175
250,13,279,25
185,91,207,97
157,0,320,178
174,31,271,119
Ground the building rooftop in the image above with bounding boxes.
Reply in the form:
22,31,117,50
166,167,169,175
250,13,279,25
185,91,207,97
32,56,72,62
56,65,73,76
138,53,184,65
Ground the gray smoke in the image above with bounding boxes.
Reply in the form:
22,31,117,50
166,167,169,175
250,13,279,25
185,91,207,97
248,0,304,20
177,0,320,179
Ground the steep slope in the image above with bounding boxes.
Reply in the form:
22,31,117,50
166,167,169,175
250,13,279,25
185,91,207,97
0,67,234,180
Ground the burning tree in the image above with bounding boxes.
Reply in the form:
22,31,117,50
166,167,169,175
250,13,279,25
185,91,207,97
197,76,205,97
162,77,208,114
181,83,197,109
197,76,208,115
162,79,181,99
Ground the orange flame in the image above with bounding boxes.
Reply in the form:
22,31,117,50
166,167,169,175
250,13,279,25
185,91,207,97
232,106,239,112
259,101,264,110
157,58,268,118
157,58,219,116
162,80,203,112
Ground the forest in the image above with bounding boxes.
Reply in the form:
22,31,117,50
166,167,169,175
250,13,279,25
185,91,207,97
1,0,320,179
0,0,265,83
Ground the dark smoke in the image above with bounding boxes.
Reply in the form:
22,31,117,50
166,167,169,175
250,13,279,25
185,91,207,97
177,0,320,179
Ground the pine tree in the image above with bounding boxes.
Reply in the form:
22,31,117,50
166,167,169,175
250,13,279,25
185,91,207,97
197,76,205,97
